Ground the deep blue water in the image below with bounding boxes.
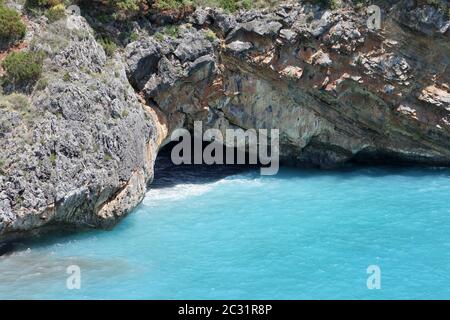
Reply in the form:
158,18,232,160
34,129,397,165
1,161,450,299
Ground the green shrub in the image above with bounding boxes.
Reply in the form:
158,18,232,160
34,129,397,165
97,14,114,23
63,72,70,82
198,0,281,11
40,0,63,6
0,5,26,45
426,0,440,6
353,0,364,10
164,25,180,38
45,3,66,22
130,31,139,42
240,0,252,10
218,0,238,12
0,93,30,112
0,92,35,127
2,51,45,84
0,158,5,175
310,0,340,9
154,0,191,11
82,0,152,20
154,32,165,42
153,0,261,12
50,152,57,164
154,25,180,41
205,29,217,42
26,0,64,9
25,0,63,17
35,77,48,90
98,37,117,57
104,153,112,162
329,0,340,10
115,0,142,11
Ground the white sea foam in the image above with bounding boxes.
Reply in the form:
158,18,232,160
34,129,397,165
143,183,216,204
143,173,265,204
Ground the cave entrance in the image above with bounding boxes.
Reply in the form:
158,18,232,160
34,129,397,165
152,140,261,190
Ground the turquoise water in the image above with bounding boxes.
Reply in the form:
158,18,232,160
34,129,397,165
1,161,450,299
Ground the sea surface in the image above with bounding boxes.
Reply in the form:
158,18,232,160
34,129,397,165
1,158,450,299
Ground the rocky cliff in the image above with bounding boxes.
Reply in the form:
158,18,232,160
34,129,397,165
0,13,167,240
127,1,450,167
0,0,449,241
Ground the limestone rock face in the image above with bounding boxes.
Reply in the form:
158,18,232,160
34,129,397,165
127,2,450,168
0,17,165,240
394,1,450,36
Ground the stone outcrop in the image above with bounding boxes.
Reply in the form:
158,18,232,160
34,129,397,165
0,0,449,240
126,1,450,168
0,16,166,240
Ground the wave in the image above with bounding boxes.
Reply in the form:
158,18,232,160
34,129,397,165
143,172,264,204
142,183,217,203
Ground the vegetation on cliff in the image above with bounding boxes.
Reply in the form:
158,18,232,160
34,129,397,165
77,0,283,21
2,51,45,84
0,1,26,48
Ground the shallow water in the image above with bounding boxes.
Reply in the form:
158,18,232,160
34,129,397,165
1,160,450,299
